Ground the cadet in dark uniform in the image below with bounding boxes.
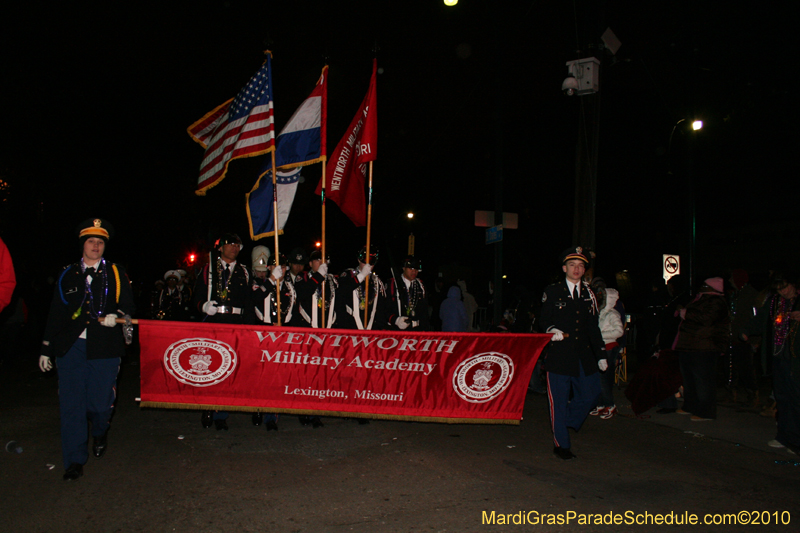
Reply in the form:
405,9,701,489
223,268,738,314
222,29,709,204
251,252,296,326
155,270,190,321
335,245,389,424
291,249,337,428
39,218,135,481
294,249,337,329
386,255,430,331
539,246,607,460
249,252,295,430
335,245,390,331
193,232,251,430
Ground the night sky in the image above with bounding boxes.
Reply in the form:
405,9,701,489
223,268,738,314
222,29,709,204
1,1,795,313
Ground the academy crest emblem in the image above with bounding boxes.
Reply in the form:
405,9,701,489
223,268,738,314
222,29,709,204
452,352,515,403
164,337,237,387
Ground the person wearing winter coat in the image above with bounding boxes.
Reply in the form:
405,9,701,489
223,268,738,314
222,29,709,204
673,277,730,421
439,285,469,332
590,288,625,419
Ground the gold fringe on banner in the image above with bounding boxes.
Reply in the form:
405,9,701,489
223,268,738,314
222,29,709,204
138,402,520,426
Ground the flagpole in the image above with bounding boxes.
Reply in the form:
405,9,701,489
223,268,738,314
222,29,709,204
320,160,328,328
363,161,374,327
271,151,282,326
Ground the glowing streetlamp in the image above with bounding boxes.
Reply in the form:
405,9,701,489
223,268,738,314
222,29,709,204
444,0,458,6
668,117,703,294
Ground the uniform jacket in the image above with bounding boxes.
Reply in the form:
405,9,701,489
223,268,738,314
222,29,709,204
291,270,337,328
155,286,191,321
251,275,296,325
335,268,390,330
193,259,251,324
41,259,135,360
539,279,606,376
386,275,430,331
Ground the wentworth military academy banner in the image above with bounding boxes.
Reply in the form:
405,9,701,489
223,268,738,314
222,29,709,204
137,320,551,424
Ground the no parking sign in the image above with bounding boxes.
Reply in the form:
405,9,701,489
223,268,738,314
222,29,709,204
663,254,680,283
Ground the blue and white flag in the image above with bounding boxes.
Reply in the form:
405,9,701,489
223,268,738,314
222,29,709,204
246,67,327,240
246,168,302,240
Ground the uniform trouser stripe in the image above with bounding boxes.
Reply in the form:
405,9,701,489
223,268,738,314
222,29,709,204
546,362,601,449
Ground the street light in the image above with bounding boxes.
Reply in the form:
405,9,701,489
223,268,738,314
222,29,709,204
668,118,703,294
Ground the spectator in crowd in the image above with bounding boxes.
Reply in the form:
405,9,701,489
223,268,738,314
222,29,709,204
590,288,625,419
439,285,468,332
727,268,759,406
744,272,800,453
673,277,729,422
457,280,478,332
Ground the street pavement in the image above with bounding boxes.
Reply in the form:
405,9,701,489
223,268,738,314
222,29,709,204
2,351,799,533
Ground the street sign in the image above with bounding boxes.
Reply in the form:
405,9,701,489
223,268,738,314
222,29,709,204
663,254,680,283
486,224,503,245
474,211,518,229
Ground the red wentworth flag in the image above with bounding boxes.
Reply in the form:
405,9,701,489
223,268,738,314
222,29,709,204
188,54,276,196
316,59,377,226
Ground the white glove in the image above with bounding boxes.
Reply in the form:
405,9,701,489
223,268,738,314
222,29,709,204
39,355,53,372
102,314,118,327
317,263,328,278
271,265,283,280
598,359,609,371
202,300,219,316
356,263,373,283
395,316,410,330
549,328,564,342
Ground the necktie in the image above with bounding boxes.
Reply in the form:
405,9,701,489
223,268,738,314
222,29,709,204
573,285,580,301
223,264,230,285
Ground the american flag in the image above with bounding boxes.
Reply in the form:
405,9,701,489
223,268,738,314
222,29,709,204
188,55,275,196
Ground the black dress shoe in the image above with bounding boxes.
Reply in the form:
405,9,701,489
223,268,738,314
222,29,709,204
201,411,213,428
553,446,576,460
63,463,83,481
656,408,677,414
266,420,278,431
252,413,262,426
214,419,228,431
92,432,108,458
298,415,311,426
358,418,370,425
311,417,324,429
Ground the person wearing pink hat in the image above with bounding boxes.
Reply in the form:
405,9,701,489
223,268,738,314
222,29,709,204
673,277,730,421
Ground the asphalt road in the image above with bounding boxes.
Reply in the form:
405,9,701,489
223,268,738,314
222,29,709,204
2,350,799,533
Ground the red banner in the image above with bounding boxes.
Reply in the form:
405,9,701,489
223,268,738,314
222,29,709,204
138,320,551,424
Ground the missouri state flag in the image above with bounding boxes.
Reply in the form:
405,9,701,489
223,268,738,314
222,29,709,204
246,67,328,239
315,59,376,227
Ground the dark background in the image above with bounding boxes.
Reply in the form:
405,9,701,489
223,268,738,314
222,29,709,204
1,0,796,317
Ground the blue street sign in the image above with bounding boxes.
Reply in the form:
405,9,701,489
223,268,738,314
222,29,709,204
486,224,503,245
